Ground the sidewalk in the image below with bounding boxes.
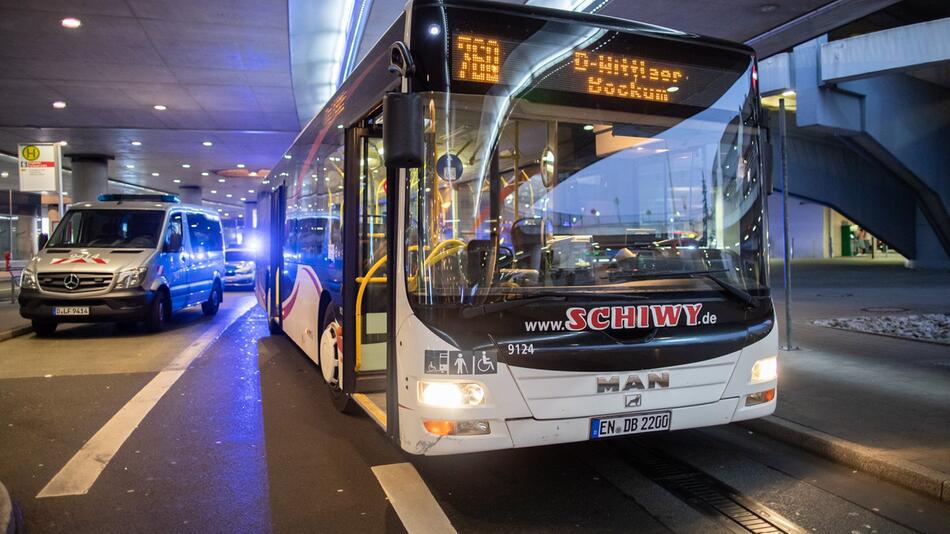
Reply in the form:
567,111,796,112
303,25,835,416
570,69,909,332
0,301,30,341
752,258,950,500
0,274,29,341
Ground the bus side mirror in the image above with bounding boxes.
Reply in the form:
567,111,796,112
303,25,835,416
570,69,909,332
383,92,423,168
38,233,49,250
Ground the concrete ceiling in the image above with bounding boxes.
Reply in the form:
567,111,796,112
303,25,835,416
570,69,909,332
592,0,838,42
0,0,298,213
0,0,889,216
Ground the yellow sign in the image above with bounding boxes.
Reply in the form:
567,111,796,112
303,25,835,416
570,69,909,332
18,142,60,192
21,145,40,161
454,34,501,83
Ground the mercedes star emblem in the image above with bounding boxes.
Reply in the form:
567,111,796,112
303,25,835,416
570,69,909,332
63,273,81,290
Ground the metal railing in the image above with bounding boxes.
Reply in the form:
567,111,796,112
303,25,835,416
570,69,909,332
2,267,22,303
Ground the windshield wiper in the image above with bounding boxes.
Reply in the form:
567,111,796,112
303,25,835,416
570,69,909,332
690,272,758,309
460,291,648,319
460,296,565,319
613,269,758,309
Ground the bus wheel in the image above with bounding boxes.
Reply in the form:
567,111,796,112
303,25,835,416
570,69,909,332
318,308,355,413
267,288,282,335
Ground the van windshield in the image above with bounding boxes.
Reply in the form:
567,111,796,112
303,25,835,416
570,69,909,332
47,209,165,249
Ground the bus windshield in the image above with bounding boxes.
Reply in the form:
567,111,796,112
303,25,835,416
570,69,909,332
406,24,765,305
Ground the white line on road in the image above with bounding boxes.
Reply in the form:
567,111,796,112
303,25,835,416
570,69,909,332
371,463,456,534
36,300,256,498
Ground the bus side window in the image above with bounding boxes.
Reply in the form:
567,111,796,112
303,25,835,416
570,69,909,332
329,220,342,261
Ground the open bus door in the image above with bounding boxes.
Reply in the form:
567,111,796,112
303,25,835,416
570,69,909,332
342,120,397,439
267,183,286,334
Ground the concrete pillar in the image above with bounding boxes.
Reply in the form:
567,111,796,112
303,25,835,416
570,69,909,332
244,201,257,230
178,185,202,205
47,205,60,228
69,154,112,203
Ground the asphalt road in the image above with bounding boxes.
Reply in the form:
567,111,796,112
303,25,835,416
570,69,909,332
1,294,948,533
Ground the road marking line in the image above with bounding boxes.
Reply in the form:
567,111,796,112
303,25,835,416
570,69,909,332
36,300,256,498
371,463,455,534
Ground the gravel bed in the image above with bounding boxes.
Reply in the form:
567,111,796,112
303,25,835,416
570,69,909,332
812,313,950,344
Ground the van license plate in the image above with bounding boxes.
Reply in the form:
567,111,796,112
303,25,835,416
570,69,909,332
54,306,90,316
590,411,671,439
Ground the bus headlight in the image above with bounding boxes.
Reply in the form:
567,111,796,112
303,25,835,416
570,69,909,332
115,267,148,288
751,356,777,383
418,381,485,407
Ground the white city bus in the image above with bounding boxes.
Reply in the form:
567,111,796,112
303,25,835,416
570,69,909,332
257,0,778,455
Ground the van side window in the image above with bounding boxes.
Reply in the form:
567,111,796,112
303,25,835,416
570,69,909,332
186,213,223,255
164,213,184,252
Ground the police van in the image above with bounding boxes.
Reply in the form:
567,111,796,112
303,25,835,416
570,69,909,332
18,194,226,335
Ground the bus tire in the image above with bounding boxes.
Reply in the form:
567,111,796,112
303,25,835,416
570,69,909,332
267,287,282,335
318,305,355,414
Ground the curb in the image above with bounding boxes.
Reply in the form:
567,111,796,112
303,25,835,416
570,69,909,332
740,416,950,502
0,324,31,342
0,480,21,534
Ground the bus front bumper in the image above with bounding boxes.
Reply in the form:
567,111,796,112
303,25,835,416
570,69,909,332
400,394,775,456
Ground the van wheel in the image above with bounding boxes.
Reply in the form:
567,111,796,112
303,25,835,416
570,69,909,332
202,284,221,316
318,306,355,413
32,321,57,337
145,291,169,333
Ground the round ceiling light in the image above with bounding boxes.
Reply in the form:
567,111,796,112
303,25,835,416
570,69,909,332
52,101,67,109
61,18,82,29
153,104,167,111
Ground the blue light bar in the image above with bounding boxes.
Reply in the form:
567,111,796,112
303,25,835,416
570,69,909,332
98,194,180,203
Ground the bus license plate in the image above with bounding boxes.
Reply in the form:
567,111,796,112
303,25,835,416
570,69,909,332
590,411,671,439
54,306,89,316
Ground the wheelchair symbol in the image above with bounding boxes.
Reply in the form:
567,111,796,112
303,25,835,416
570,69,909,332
475,351,496,374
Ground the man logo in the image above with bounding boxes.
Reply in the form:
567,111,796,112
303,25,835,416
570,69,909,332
596,372,670,393
63,273,81,290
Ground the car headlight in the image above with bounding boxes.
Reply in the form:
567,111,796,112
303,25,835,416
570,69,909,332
236,261,255,273
20,269,37,289
751,356,778,383
115,267,148,288
418,381,485,407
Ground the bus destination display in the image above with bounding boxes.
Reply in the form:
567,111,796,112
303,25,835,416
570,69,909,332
452,33,687,103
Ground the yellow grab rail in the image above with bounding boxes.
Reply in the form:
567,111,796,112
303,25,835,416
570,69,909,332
355,254,387,371
423,239,465,267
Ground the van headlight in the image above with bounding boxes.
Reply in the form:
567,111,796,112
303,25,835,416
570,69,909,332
418,381,485,407
115,267,148,288
20,269,38,289
751,356,778,383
